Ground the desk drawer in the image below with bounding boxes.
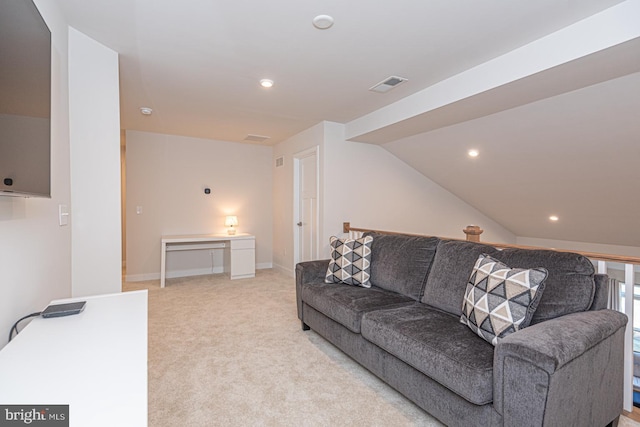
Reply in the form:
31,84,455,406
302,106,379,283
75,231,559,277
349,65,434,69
230,238,255,250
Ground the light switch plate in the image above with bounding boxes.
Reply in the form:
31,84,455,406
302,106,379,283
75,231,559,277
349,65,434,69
59,204,69,226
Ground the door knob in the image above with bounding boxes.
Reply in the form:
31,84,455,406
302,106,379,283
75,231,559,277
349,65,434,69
297,222,303,227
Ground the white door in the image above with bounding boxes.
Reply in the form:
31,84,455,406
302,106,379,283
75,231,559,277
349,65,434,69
294,147,319,264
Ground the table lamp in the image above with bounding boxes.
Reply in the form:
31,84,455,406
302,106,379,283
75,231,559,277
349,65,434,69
225,215,238,235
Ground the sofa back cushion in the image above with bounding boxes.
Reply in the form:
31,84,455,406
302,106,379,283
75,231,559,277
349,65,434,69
364,232,439,301
491,248,595,324
421,240,501,315
422,240,597,323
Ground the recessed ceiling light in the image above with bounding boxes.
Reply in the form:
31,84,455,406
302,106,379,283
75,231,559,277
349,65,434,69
549,215,559,222
468,149,479,157
312,15,334,30
260,79,274,88
140,107,153,115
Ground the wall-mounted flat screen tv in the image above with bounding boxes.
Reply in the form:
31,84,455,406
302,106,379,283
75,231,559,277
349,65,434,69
0,0,51,198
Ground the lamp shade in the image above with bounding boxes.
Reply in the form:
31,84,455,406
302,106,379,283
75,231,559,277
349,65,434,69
225,216,238,227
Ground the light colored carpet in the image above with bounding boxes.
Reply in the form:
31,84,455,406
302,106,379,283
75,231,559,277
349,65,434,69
124,269,639,427
124,269,442,427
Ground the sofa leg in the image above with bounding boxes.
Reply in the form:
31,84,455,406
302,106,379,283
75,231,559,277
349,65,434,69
301,321,310,331
606,415,620,427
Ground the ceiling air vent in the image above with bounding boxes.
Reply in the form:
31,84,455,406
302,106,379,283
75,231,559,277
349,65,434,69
275,156,284,168
369,75,408,93
244,134,270,143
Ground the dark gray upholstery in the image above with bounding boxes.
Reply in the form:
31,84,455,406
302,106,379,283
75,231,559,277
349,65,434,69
421,239,501,316
295,260,330,321
302,303,501,427
590,273,610,311
295,235,627,427
364,232,439,301
361,303,495,405
494,248,595,324
301,282,413,333
494,309,627,426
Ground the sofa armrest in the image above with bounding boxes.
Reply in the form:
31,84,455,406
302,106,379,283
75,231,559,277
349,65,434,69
295,260,329,321
493,309,627,427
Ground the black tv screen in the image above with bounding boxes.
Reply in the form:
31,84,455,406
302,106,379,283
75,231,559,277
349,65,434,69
0,0,51,198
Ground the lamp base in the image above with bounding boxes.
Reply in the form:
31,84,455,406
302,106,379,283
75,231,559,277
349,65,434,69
227,228,236,235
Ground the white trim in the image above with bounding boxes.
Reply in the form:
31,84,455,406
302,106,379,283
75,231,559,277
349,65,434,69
125,273,160,282
623,264,635,412
256,262,273,270
166,267,224,278
273,263,295,278
125,263,273,283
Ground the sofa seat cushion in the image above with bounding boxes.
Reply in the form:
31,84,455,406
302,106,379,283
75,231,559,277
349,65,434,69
361,303,495,405
301,282,415,333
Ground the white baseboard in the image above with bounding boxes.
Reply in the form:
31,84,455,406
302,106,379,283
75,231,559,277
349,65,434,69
125,272,159,282
256,262,273,270
126,263,275,282
273,263,294,278
168,267,225,278
125,267,221,282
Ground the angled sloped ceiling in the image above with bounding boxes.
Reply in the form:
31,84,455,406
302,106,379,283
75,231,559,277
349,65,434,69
345,2,640,248
383,71,640,248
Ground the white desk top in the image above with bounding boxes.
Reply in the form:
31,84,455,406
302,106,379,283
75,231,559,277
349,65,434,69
161,233,254,243
0,291,148,427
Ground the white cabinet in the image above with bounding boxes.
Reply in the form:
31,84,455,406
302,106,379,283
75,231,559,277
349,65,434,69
161,234,256,287
230,237,256,279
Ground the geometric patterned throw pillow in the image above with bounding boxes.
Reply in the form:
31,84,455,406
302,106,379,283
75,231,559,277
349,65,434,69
460,254,548,346
325,235,374,288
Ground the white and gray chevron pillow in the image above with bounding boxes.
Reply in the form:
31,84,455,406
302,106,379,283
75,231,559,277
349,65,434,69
325,236,373,288
460,254,548,345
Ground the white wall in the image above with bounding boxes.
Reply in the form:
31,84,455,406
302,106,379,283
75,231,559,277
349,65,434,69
272,121,516,276
125,130,273,281
68,27,122,296
0,1,71,349
323,121,515,247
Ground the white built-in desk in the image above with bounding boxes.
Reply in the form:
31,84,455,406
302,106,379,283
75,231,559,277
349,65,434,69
0,290,148,427
160,233,256,287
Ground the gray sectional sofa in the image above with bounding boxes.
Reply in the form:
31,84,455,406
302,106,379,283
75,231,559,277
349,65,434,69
295,232,628,427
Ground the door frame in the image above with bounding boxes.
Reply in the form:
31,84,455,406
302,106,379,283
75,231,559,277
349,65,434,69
293,146,320,267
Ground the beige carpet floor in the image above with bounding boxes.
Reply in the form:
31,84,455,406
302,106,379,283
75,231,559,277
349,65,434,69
124,269,639,427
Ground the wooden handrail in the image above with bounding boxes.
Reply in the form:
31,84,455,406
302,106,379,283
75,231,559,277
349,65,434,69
342,222,640,265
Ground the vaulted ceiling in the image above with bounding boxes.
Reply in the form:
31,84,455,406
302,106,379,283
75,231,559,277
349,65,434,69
56,0,640,248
